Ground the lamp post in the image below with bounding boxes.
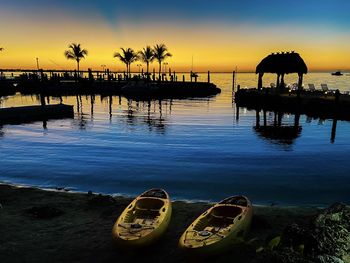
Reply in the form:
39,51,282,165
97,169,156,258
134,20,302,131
36,57,40,70
137,64,142,74
163,62,169,74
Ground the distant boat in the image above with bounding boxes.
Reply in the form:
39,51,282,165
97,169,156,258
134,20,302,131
332,71,343,76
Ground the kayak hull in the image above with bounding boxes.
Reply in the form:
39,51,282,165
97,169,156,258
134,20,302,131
179,195,252,255
112,189,172,247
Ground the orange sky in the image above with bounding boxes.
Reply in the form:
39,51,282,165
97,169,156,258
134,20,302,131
1,5,349,72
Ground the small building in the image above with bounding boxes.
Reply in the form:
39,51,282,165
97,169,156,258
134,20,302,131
256,52,308,91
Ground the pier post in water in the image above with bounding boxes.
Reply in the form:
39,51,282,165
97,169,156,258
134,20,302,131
331,118,338,143
107,69,110,82
232,71,236,92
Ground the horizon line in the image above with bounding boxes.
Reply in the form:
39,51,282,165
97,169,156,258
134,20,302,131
0,68,347,74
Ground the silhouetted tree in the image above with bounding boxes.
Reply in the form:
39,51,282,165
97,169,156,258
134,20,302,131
139,46,154,79
153,44,172,81
114,48,138,79
64,43,88,77
0,47,4,51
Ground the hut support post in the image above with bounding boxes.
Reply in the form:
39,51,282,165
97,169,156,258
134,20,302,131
297,73,303,98
281,73,285,90
276,74,280,89
298,73,303,90
258,73,263,91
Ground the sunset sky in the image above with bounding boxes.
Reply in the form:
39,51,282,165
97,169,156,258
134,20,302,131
0,0,349,72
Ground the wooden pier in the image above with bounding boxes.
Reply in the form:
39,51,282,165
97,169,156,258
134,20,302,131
0,104,74,125
235,88,350,121
0,69,221,99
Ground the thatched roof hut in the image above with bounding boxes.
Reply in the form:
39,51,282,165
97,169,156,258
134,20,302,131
255,52,308,91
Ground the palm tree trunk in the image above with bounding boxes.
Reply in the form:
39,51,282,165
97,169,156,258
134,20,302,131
146,62,149,80
77,61,80,79
128,63,130,79
158,61,161,82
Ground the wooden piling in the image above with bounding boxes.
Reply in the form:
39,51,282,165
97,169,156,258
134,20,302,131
232,71,236,93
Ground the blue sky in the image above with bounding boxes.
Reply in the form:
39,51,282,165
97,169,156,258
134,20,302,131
3,0,350,28
1,0,349,71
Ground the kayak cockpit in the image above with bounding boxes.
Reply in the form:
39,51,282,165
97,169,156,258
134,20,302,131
219,195,249,207
194,205,243,231
124,198,165,224
140,189,168,199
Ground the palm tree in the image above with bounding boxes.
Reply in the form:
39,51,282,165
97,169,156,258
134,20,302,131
138,46,154,79
0,47,3,51
153,44,172,81
64,43,88,77
114,48,138,79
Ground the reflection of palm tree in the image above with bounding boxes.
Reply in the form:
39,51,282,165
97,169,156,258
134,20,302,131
114,48,138,79
139,46,154,79
153,44,172,81
64,43,88,77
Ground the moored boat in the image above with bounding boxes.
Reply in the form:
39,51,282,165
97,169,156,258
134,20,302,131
331,71,343,76
112,189,172,247
179,195,252,254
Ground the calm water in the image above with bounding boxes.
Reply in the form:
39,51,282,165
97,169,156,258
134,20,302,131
1,73,350,206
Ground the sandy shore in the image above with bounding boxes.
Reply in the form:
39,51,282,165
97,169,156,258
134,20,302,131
0,184,320,263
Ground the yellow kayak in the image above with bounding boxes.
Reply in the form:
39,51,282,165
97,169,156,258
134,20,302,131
179,195,253,254
112,188,172,247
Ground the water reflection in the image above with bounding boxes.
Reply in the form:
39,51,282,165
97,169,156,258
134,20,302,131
331,119,337,143
115,99,167,134
235,105,341,146
254,109,302,148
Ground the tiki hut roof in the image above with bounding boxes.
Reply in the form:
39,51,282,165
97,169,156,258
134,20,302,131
256,52,308,75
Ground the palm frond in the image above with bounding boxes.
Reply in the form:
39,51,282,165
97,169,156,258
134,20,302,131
64,43,88,61
153,44,172,62
114,47,138,65
139,46,155,63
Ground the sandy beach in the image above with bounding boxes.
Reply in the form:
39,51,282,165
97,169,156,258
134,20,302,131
0,184,321,263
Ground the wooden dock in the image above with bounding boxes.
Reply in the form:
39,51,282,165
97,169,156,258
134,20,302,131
0,69,221,99
235,88,350,121
0,104,74,125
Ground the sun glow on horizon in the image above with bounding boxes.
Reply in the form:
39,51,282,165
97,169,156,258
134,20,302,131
1,3,350,72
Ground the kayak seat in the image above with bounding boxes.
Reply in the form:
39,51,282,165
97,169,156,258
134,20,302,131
209,206,242,227
133,198,164,219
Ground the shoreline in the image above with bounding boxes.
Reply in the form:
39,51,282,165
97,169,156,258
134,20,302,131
0,183,321,262
0,182,326,208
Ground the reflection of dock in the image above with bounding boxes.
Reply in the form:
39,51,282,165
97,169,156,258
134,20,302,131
254,110,301,145
0,104,74,124
235,106,341,144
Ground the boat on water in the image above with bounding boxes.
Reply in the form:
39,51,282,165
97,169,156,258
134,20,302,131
112,189,172,247
179,195,253,254
331,71,343,76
